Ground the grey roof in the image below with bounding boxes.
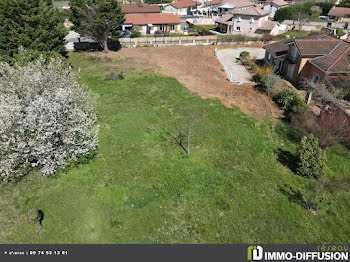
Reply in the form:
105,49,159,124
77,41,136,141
263,39,290,57
215,14,232,23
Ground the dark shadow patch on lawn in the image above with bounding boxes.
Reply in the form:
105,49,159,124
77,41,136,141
279,185,305,207
276,148,298,173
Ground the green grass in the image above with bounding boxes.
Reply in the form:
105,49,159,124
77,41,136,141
0,53,349,243
194,24,217,31
281,30,314,38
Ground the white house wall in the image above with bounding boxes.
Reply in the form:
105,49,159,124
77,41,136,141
163,5,190,15
123,24,181,35
264,4,288,18
230,14,268,34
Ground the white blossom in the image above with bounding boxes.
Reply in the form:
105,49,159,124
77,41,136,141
0,57,99,181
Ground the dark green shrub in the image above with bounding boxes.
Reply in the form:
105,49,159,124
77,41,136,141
297,135,327,179
336,28,345,37
275,89,306,114
274,1,334,21
239,51,250,60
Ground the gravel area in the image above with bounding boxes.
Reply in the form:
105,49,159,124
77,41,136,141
216,48,265,85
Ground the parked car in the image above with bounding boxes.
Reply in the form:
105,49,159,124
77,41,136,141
154,30,164,35
120,29,131,38
319,15,328,20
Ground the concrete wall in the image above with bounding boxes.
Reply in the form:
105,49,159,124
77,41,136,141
119,35,218,47
118,35,278,47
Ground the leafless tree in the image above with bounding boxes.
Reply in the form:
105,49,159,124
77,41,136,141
292,13,311,30
301,79,346,109
296,78,350,148
168,106,208,155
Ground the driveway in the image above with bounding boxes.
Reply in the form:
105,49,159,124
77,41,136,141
216,48,265,85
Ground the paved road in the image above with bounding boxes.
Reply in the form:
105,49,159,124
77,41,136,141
216,48,265,85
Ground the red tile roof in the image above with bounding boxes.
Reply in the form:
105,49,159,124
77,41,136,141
231,6,269,16
207,0,254,7
122,5,160,14
124,13,182,25
170,0,199,8
328,6,350,17
294,38,341,55
310,41,350,73
264,34,350,74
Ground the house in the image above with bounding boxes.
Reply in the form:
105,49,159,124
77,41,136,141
328,6,350,22
262,0,289,18
121,4,161,14
215,6,280,35
263,39,290,73
263,34,350,87
206,0,255,14
163,0,199,16
122,13,182,34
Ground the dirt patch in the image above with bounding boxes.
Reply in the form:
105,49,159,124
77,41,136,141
91,45,282,120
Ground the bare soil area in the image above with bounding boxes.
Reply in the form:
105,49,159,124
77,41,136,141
93,45,282,120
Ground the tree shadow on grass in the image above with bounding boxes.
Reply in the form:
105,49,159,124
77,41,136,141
276,148,298,174
279,185,305,208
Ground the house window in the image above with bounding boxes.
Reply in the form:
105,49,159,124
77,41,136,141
250,17,255,23
237,16,241,22
170,24,175,31
312,72,320,83
236,26,241,31
159,25,165,31
277,60,285,72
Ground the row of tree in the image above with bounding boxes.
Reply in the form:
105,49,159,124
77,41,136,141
0,0,125,64
274,1,335,22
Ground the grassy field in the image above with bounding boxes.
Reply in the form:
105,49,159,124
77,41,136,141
281,30,314,38
0,52,349,243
